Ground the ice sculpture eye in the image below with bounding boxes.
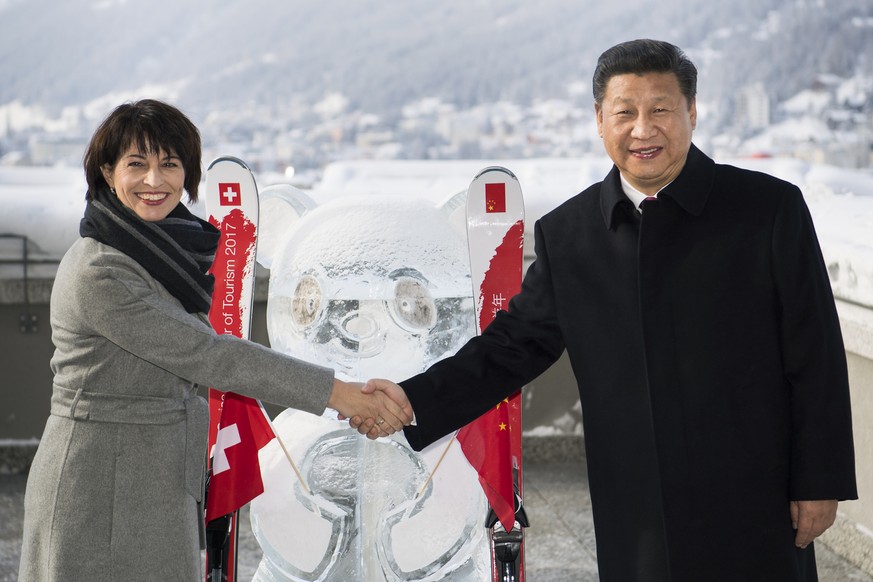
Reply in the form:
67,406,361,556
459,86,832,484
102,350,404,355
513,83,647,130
291,274,323,328
390,276,437,332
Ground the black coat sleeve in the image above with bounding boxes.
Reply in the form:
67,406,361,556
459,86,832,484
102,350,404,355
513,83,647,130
772,187,857,501
402,220,566,451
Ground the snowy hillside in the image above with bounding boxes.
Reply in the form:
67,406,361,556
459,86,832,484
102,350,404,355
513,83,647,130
0,0,781,115
0,0,870,143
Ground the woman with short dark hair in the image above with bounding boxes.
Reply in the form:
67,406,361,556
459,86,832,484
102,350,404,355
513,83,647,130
18,99,412,581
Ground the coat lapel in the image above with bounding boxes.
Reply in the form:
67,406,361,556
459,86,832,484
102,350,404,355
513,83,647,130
599,143,716,227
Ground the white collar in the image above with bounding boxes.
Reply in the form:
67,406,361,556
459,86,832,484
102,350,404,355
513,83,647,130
619,174,673,212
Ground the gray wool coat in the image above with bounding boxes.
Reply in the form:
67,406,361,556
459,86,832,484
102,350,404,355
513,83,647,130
19,237,335,582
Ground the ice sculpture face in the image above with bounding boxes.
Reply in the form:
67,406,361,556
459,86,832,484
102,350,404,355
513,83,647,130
251,185,490,581
260,188,474,381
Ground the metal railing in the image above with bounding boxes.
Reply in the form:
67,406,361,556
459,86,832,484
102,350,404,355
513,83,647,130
0,234,60,332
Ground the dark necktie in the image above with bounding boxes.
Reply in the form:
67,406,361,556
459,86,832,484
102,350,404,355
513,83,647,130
639,196,657,211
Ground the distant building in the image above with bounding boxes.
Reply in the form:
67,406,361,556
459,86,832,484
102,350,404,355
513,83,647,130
28,135,87,167
734,83,771,133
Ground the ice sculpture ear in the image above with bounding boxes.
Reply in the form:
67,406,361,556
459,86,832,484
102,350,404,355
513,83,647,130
440,189,468,239
257,184,318,269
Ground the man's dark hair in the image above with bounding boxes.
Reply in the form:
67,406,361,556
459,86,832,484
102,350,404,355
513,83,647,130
83,99,202,202
593,39,697,108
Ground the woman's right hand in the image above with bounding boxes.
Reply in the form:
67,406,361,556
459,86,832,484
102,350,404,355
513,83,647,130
327,378,413,439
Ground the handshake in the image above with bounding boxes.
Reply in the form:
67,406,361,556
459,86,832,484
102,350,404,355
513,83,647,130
327,378,414,439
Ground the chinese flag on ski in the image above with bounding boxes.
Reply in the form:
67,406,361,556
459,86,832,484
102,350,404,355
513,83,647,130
205,393,275,522
485,183,506,213
457,219,525,533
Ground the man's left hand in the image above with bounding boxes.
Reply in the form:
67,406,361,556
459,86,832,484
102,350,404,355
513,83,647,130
791,499,838,549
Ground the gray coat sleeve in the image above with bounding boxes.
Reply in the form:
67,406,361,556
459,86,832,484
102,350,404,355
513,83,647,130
65,240,334,414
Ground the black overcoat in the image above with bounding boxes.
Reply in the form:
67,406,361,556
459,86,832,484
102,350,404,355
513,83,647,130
401,145,857,581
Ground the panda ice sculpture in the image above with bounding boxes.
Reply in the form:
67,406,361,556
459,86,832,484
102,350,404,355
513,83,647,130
250,185,491,581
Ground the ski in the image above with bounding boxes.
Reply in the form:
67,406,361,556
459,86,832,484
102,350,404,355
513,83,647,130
204,156,260,582
461,166,527,582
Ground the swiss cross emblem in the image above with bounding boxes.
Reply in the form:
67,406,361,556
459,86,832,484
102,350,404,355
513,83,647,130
219,183,242,206
211,423,241,475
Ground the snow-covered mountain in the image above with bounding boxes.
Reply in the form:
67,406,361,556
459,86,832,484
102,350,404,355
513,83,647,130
0,0,870,137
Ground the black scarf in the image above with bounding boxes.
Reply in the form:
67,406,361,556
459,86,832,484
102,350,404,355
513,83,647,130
80,187,220,314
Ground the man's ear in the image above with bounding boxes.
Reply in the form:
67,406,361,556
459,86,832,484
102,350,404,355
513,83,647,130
595,102,604,137
689,97,698,130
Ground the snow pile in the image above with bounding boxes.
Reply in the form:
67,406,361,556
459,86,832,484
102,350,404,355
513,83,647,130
1,157,871,308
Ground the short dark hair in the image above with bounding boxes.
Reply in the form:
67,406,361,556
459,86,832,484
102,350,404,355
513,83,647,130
593,39,697,108
83,99,202,202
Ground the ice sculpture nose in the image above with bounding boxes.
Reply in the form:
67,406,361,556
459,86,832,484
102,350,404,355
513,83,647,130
331,310,386,359
341,312,377,340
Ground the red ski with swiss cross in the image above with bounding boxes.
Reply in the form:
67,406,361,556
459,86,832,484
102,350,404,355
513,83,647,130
458,166,528,582
204,156,261,582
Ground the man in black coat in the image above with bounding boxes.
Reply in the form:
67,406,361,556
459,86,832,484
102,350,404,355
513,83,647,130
358,39,857,581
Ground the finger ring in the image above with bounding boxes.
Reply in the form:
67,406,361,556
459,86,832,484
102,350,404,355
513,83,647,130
377,418,385,426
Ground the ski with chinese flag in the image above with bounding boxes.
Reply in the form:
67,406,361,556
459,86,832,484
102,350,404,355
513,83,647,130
204,156,270,582
458,166,527,582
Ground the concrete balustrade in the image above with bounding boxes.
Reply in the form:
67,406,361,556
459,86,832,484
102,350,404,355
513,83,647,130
1,279,871,575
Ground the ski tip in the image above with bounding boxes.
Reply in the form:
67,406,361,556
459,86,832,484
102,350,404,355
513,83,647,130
207,156,252,171
473,166,518,181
